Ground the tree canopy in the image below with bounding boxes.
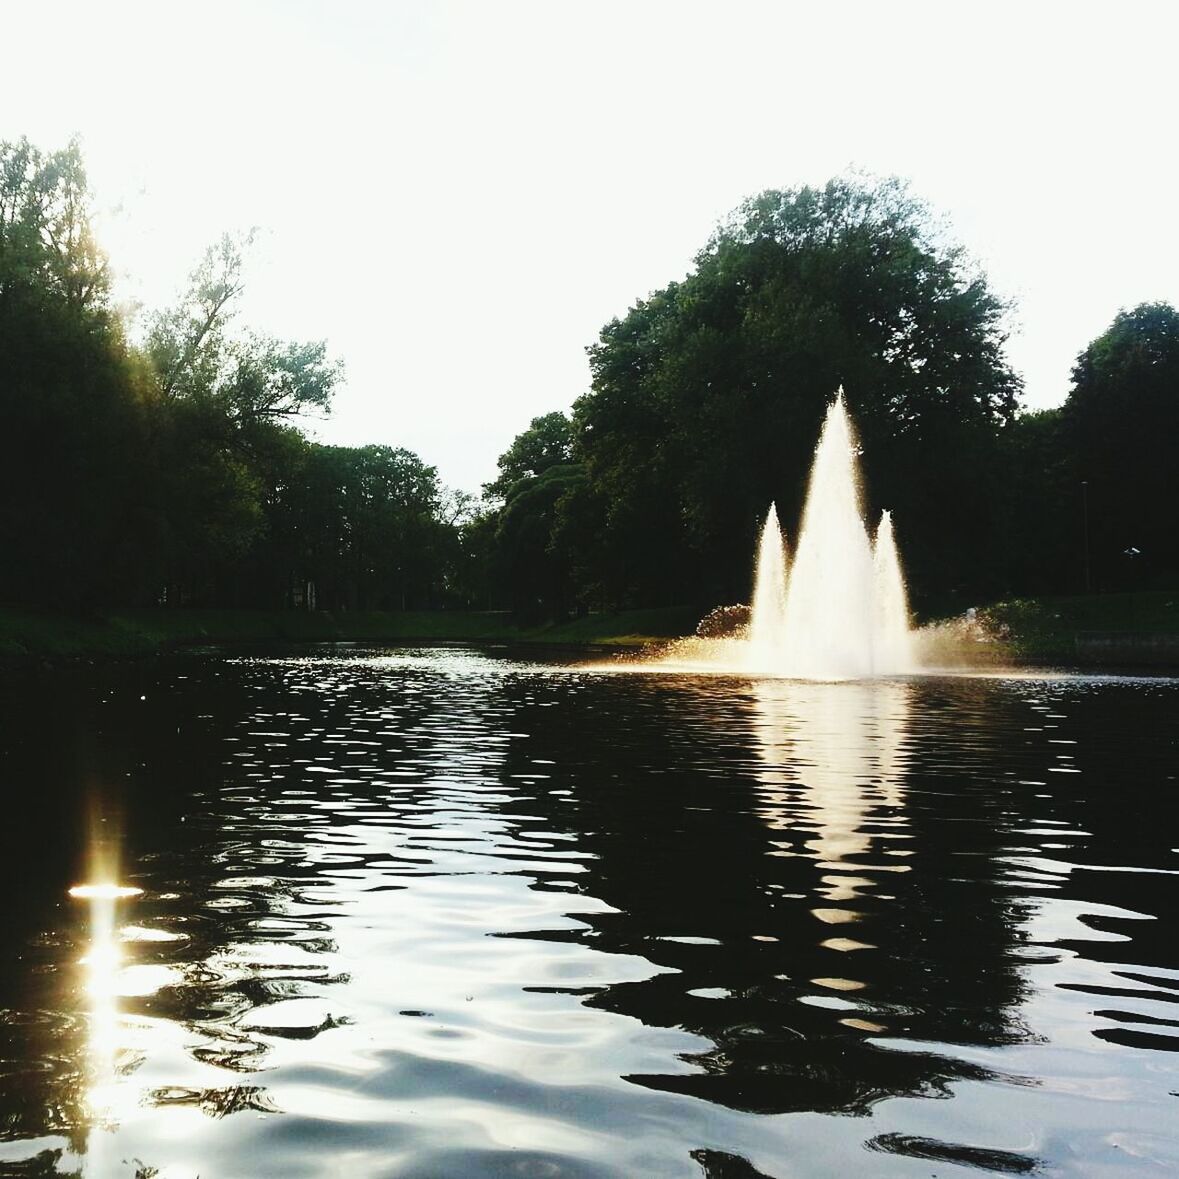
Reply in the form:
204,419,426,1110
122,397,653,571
0,136,461,614
566,175,1021,609
5,137,1176,626
483,411,574,501
1064,302,1179,588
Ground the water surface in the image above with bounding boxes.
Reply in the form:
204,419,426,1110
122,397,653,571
0,648,1176,1177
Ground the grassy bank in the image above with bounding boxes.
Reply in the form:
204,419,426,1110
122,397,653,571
976,591,1179,665
4,593,1177,667
0,605,702,660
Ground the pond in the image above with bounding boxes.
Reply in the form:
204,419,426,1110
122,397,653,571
0,648,1176,1177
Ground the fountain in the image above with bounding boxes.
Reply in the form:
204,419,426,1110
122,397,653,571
637,390,916,679
746,390,914,679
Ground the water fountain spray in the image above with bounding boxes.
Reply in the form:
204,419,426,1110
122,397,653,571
747,391,914,678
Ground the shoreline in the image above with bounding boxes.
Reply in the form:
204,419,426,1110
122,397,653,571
1,593,1177,671
0,605,700,663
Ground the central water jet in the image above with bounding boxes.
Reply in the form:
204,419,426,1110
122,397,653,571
747,391,914,679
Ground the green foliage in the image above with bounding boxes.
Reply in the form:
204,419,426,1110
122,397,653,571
5,134,1176,627
0,137,109,314
980,591,1179,662
0,137,456,617
477,411,592,619
1000,407,1076,593
494,463,586,619
225,334,338,422
147,233,340,422
1065,302,1179,588
985,303,1179,599
483,411,574,501
572,175,1021,608
146,231,250,399
142,231,345,603
0,137,154,609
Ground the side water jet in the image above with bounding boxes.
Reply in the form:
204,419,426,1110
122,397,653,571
747,390,914,679
747,503,788,667
872,509,914,673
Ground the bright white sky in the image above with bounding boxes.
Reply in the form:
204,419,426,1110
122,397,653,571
2,0,1176,492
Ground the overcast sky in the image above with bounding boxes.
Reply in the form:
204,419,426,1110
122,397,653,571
2,0,1176,491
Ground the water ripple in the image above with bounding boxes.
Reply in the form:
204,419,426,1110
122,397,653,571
0,651,1176,1175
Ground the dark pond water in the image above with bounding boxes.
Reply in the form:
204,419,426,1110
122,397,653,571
0,647,1176,1177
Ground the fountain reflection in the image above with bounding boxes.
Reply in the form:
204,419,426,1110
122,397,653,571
750,677,911,906
477,669,1033,1120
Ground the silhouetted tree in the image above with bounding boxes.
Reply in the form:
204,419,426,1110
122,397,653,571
573,175,1021,609
1064,302,1179,589
998,407,1076,595
493,463,586,620
483,411,574,502
256,443,449,611
0,138,157,609
0,137,456,615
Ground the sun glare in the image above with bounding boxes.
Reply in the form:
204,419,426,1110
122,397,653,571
69,813,145,1133
68,883,143,900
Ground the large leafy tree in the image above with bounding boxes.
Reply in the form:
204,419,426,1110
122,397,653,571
480,412,586,619
493,463,586,620
1064,302,1179,588
0,138,155,608
483,411,574,501
0,136,460,616
147,233,338,423
146,234,343,602
999,407,1076,595
256,443,449,611
575,175,1021,608
0,137,109,315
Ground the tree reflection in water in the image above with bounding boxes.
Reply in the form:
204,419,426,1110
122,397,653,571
494,671,1032,1116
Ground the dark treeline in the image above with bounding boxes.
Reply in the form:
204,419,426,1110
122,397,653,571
3,140,1177,623
478,178,1179,619
0,139,464,613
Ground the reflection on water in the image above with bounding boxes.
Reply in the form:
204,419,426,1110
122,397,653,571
751,678,910,886
749,679,911,1013
0,651,1176,1176
74,886,126,1121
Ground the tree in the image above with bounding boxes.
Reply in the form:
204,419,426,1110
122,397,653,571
257,443,448,611
145,235,343,602
477,412,588,619
483,411,574,501
0,137,155,609
147,232,250,400
493,463,586,620
0,136,461,616
574,175,1021,609
999,407,1075,595
147,233,340,421
1064,303,1179,588
0,137,109,317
